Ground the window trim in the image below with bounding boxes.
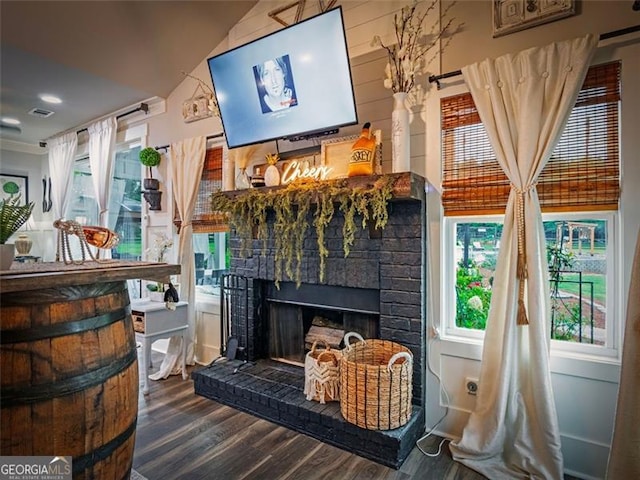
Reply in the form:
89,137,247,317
441,211,619,360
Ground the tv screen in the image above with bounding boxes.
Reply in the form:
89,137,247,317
207,7,358,149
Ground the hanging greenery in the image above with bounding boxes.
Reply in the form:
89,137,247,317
211,176,395,287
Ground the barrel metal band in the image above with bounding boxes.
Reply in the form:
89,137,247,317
0,281,128,306
0,308,129,344
0,347,137,406
72,416,138,475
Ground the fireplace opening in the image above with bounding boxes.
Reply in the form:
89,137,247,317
263,282,380,366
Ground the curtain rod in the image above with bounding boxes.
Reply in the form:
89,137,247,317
154,132,224,151
39,103,149,148
428,24,640,89
75,102,149,135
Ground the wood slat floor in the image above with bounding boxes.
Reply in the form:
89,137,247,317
133,351,487,480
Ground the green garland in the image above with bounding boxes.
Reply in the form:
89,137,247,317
211,177,394,287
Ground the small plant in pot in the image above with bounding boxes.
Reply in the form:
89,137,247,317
0,196,35,269
139,147,163,210
139,147,161,190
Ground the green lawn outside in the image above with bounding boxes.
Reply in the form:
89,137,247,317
556,272,606,305
116,243,142,256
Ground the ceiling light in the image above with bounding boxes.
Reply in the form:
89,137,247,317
1,117,21,125
39,94,62,104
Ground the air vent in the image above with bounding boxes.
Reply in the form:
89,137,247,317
28,107,55,118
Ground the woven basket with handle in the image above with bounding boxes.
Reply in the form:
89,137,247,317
339,332,413,430
304,340,341,404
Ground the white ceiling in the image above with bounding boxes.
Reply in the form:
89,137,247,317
0,0,258,149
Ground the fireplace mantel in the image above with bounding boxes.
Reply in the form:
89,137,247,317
220,171,426,202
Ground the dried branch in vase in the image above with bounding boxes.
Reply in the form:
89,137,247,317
371,0,462,95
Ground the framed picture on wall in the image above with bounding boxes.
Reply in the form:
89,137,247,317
493,0,576,38
0,173,29,204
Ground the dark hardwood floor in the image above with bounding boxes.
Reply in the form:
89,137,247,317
133,350,486,480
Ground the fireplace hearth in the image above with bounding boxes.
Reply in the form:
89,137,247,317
193,173,430,468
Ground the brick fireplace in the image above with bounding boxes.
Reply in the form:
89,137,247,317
193,173,428,468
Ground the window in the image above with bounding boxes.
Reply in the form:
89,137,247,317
442,62,620,215
173,146,230,297
445,215,615,351
67,145,143,298
194,232,229,296
68,145,142,261
441,62,620,352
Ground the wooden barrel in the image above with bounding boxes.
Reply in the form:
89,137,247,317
0,280,139,480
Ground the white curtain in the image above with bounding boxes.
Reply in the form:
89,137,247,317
88,117,117,228
149,136,206,380
449,35,598,479
606,227,640,478
47,132,78,220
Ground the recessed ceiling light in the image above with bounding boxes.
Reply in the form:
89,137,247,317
39,94,62,104
1,117,21,125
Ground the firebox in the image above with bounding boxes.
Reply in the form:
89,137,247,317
262,281,380,365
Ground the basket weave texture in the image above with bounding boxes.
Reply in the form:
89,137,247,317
340,338,413,430
304,341,341,404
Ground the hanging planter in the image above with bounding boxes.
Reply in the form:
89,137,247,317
143,190,162,211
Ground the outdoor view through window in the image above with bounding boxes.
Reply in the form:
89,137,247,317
454,219,609,345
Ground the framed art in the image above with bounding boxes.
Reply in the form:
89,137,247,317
493,0,576,38
0,173,29,204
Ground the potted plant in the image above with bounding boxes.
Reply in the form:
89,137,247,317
139,147,161,190
139,147,163,210
0,196,35,269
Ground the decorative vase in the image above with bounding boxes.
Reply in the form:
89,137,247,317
14,233,33,255
264,164,280,187
0,243,15,270
222,148,235,191
235,167,251,190
391,92,410,173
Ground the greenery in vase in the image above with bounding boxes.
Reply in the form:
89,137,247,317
211,177,395,287
0,196,35,244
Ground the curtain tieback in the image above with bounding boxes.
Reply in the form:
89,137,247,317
511,182,538,326
177,221,193,235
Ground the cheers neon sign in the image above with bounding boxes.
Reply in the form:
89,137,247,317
281,160,333,184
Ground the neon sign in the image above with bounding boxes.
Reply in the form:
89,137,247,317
281,160,333,184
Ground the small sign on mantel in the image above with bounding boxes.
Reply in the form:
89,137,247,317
321,131,382,179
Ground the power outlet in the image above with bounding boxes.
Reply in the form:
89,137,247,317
465,377,479,396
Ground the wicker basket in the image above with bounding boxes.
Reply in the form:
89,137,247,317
304,340,341,404
339,332,413,430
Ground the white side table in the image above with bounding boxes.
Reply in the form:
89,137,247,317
131,299,189,394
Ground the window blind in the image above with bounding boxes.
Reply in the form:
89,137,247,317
173,146,229,233
441,61,621,216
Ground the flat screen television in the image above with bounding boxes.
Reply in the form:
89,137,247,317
207,7,358,149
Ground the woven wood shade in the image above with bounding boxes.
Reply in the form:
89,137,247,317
174,146,229,233
442,61,621,216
